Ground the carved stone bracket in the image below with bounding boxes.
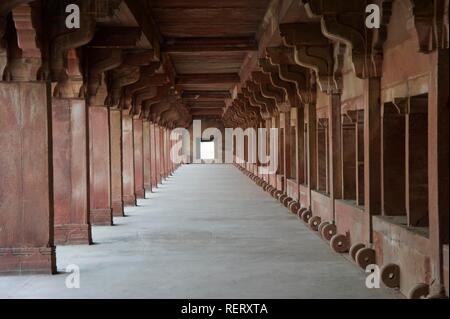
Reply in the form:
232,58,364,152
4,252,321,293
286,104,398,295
50,1,96,87
106,65,140,108
87,48,123,106
246,80,278,116
144,83,172,122
266,46,314,104
280,22,337,93
302,0,393,78
412,0,449,53
259,57,298,107
2,3,42,81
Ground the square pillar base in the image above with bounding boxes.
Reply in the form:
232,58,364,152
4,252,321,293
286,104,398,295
136,188,145,199
54,224,92,245
90,208,113,226
112,201,124,217
123,195,136,207
0,247,56,275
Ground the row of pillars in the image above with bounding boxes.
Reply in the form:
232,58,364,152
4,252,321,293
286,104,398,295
233,69,448,296
0,81,177,274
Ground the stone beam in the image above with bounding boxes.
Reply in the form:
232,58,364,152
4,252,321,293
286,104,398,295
163,37,258,53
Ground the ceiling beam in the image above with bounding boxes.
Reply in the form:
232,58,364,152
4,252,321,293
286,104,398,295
163,37,258,53
190,108,224,116
125,0,162,61
88,27,143,48
186,101,226,109
182,90,231,100
176,73,240,85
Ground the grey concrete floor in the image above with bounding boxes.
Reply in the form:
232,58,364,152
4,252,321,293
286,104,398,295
0,164,401,299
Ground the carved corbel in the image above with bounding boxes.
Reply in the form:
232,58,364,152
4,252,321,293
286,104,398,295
234,101,252,124
332,42,345,93
152,95,177,124
50,1,96,92
0,0,34,42
303,0,393,78
259,57,298,106
266,46,313,104
160,104,181,128
124,65,168,114
133,86,158,116
242,86,270,119
124,63,161,96
2,3,42,81
252,71,288,112
412,0,449,53
87,48,122,106
144,83,172,122
246,80,278,116
106,65,140,108
280,23,337,93
237,93,260,119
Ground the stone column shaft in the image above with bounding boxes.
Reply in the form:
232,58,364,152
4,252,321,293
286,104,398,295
0,82,56,274
52,98,92,245
89,106,112,226
122,113,136,206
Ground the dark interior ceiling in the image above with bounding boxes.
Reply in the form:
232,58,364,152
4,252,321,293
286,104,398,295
149,0,272,120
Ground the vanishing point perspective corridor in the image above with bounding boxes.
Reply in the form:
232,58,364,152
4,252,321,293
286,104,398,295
0,165,399,299
0,0,448,301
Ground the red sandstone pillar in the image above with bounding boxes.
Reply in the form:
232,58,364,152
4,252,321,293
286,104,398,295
133,118,145,199
328,93,342,220
150,123,158,188
165,128,170,176
282,111,291,193
52,98,92,245
296,105,306,186
89,106,113,226
110,109,124,216
0,3,56,273
143,121,152,193
0,82,56,274
306,103,317,207
341,116,357,200
364,78,382,244
168,129,172,174
428,49,449,295
159,126,166,179
122,113,136,206
154,124,162,184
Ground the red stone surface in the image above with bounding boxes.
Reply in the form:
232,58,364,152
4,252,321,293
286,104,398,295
150,123,158,188
133,119,145,199
154,125,162,184
143,121,152,192
373,215,431,296
110,109,124,216
89,106,113,226
122,114,136,206
334,199,367,246
0,82,56,274
311,190,333,222
52,98,92,245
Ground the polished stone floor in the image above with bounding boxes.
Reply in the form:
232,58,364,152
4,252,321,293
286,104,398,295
0,165,401,299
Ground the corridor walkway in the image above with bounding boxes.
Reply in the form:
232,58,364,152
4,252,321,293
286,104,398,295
0,165,400,299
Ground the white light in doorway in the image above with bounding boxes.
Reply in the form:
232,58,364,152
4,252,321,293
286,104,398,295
201,141,215,161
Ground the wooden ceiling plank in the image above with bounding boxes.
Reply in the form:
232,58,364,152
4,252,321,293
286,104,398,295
176,73,240,85
163,37,257,53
